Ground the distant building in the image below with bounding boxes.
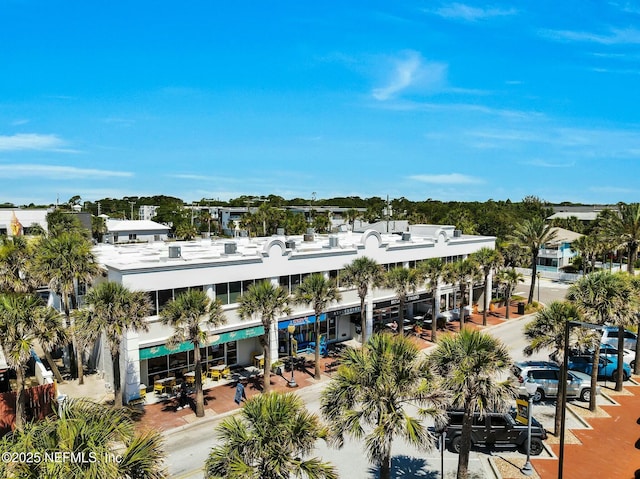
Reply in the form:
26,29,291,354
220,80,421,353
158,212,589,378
537,227,583,272
0,208,49,236
138,205,160,221
104,219,171,244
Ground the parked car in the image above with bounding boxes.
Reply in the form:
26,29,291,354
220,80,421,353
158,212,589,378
512,361,598,402
601,326,637,351
567,355,631,381
550,344,635,369
437,409,547,455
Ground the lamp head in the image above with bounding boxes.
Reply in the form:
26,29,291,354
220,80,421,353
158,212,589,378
287,324,295,334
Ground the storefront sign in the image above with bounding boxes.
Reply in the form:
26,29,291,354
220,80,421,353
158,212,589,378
374,292,430,310
329,306,361,317
278,313,326,330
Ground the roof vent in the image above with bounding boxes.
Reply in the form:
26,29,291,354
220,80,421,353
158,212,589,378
402,232,411,241
306,228,315,235
168,246,181,258
329,236,339,247
224,242,237,254
453,230,462,238
276,228,285,236
303,233,314,242
285,240,296,250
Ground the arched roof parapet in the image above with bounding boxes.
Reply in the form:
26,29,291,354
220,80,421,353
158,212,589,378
262,238,286,257
361,229,382,248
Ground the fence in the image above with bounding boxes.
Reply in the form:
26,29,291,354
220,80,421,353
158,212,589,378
0,382,57,436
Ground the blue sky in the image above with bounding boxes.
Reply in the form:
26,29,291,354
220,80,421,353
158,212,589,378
2,1,640,206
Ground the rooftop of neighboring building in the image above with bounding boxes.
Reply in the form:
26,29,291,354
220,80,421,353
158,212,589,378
105,219,171,232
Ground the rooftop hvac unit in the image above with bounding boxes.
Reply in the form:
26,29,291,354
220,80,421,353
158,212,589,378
453,230,462,238
224,242,237,254
276,228,285,236
306,227,315,235
402,232,411,241
168,246,181,258
329,236,339,247
285,240,296,250
303,234,314,242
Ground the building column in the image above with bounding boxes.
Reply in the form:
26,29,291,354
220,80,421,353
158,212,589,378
122,330,142,404
365,288,374,339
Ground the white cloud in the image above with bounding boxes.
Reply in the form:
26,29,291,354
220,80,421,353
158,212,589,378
524,159,576,168
0,164,132,179
408,173,484,184
431,3,517,21
0,133,69,152
372,51,447,100
540,27,640,45
10,119,29,126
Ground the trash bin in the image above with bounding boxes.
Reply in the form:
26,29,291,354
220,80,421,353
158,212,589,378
517,302,525,315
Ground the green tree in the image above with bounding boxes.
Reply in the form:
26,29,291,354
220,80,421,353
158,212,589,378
0,398,167,478
0,293,44,429
428,329,515,479
442,259,478,329
384,266,419,336
496,268,524,320
205,392,337,479
238,281,291,394
471,247,502,326
417,258,443,343
321,333,448,479
32,306,68,384
342,257,383,345
33,231,101,384
601,202,640,274
81,282,153,407
45,209,87,238
523,301,582,436
160,290,226,417
510,217,557,304
567,271,635,403
293,274,342,380
0,236,38,293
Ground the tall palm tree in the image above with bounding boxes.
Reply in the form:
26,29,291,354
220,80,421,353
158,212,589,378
417,258,443,342
496,268,525,319
32,306,67,384
33,230,101,384
205,392,337,479
0,236,38,293
238,281,291,394
321,333,449,479
510,217,557,304
293,274,342,380
82,281,153,408
160,289,226,417
567,271,634,405
601,202,640,274
442,258,478,329
428,329,515,479
0,293,43,429
384,266,419,336
342,256,383,344
0,398,167,478
523,301,581,436
471,247,502,326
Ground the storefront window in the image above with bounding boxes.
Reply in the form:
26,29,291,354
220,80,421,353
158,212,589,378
147,356,167,379
168,351,188,372
158,289,173,310
229,281,241,304
215,283,229,304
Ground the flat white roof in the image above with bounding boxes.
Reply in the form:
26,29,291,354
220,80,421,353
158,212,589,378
106,219,170,232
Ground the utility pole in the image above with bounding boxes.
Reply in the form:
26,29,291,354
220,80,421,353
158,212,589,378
97,202,101,216
129,201,136,220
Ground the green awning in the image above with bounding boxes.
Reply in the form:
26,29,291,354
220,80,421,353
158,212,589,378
140,325,265,360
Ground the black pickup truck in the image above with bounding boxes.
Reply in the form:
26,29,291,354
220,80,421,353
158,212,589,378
438,409,547,455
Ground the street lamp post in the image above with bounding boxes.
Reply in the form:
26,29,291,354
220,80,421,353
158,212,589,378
287,324,298,388
536,271,541,303
521,379,539,476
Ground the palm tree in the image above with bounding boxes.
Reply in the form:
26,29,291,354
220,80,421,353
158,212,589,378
32,306,68,384
342,257,383,345
628,275,640,375
417,258,443,342
81,281,153,407
496,268,525,319
442,258,478,329
600,202,640,274
567,271,635,405
510,217,557,304
0,236,38,293
384,266,419,336
293,274,342,380
0,293,43,429
471,247,502,326
0,398,167,478
523,301,581,436
428,329,515,479
33,230,101,384
238,281,291,394
321,333,448,479
205,392,337,479
160,289,226,417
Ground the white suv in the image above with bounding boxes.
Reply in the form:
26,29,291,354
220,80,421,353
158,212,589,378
512,361,598,403
601,326,637,352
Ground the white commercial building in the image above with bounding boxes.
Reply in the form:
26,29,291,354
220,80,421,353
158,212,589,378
92,224,495,404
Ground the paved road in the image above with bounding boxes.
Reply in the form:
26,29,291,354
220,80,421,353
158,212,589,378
164,280,571,478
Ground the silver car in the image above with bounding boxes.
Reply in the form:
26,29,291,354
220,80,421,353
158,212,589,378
512,361,599,403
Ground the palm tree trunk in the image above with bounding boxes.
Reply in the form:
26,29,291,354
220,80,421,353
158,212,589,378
459,285,466,329
431,295,438,343
528,257,537,304
44,349,64,383
505,288,511,320
262,332,271,395
14,367,26,430
482,273,489,326
457,408,473,479
314,316,321,380
398,297,405,336
194,345,204,417
112,350,122,408
554,365,566,436
616,326,625,391
359,296,367,345
589,348,600,411
69,292,84,385
379,450,392,479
